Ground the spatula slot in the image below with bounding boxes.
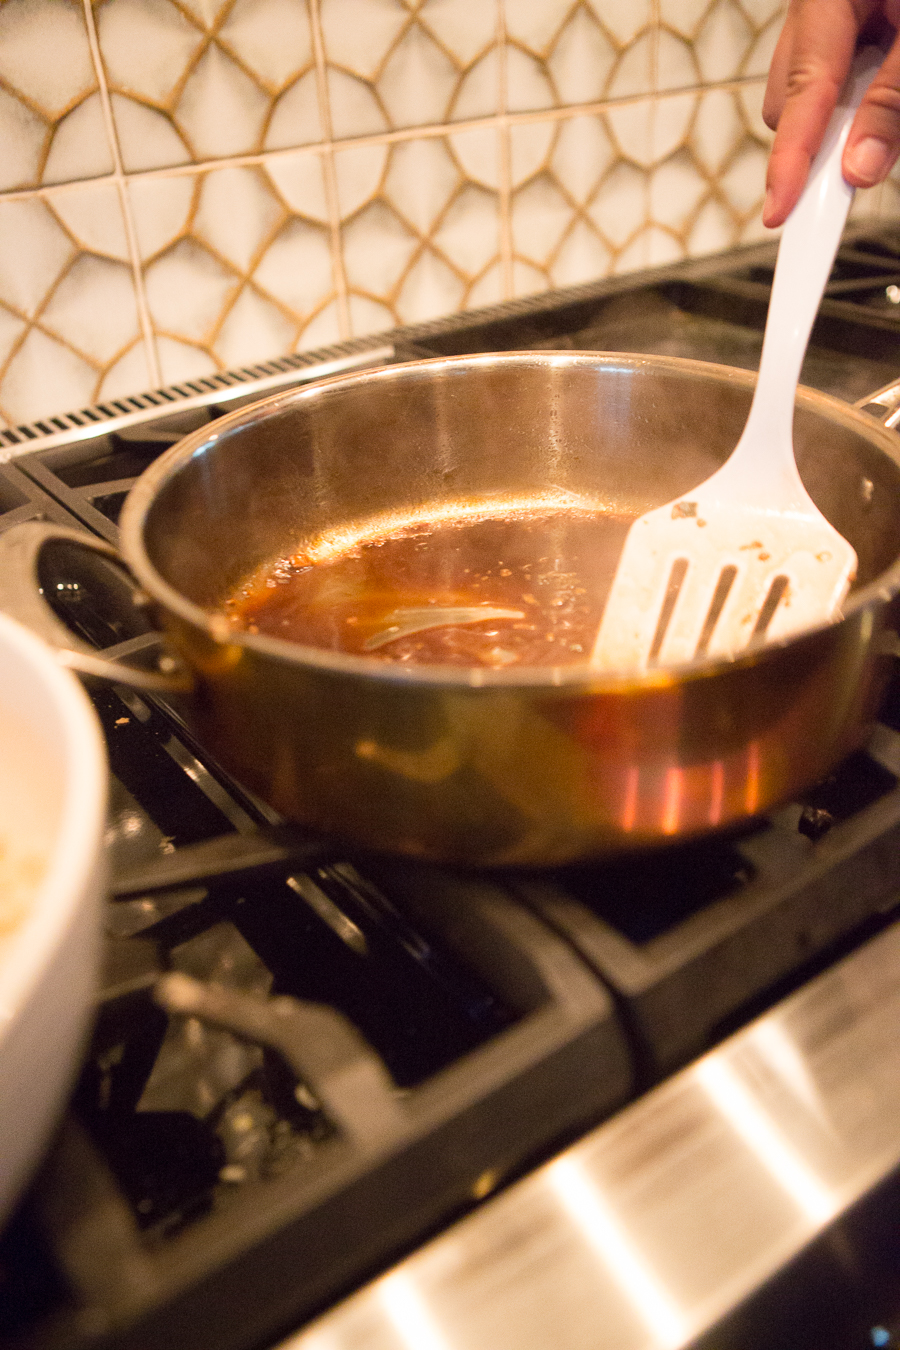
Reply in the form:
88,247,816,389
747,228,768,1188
648,557,689,664
752,574,790,640
694,564,739,658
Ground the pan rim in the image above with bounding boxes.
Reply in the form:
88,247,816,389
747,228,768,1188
119,350,900,692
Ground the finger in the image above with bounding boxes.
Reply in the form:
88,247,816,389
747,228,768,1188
764,73,849,224
762,0,861,226
763,2,799,129
842,28,900,184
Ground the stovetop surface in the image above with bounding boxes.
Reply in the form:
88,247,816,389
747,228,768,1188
4,226,900,1350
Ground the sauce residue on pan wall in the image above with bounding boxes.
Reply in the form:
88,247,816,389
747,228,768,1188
225,507,634,668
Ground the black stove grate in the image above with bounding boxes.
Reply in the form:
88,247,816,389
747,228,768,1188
5,226,900,1350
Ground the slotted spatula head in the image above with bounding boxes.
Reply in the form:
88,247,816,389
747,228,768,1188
589,45,878,677
589,479,857,671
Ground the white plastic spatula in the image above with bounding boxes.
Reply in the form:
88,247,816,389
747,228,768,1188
590,47,882,675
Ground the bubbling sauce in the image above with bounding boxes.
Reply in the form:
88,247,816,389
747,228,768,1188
225,507,634,668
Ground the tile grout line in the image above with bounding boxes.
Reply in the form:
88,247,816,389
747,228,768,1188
0,75,775,210
80,0,162,388
308,0,351,342
496,0,513,300
646,0,661,272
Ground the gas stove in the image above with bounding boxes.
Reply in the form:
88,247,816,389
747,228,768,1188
4,228,900,1350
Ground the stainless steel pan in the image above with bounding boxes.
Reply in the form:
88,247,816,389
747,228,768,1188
5,352,900,868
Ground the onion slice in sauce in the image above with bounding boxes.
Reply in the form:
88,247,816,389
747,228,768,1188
363,606,524,651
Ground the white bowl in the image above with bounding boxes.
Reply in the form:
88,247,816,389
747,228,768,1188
0,612,107,1223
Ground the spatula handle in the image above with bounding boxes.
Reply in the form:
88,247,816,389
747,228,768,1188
762,50,881,392
727,45,883,496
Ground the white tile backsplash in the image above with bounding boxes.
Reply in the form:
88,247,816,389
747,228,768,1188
321,0,498,132
0,179,149,426
42,93,115,182
129,155,339,375
337,128,501,329
193,164,284,272
97,0,322,163
6,0,888,435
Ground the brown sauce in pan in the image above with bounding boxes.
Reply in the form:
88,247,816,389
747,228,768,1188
225,508,634,668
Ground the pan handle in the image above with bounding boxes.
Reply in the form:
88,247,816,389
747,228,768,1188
854,378,900,428
0,520,192,694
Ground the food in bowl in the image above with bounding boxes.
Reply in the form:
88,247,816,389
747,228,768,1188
0,612,106,1225
0,836,43,932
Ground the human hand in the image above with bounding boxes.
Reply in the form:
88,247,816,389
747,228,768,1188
762,0,900,227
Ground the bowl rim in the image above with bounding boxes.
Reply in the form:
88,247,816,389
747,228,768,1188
0,612,107,1033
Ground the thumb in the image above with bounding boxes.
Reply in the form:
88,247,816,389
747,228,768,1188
843,33,900,185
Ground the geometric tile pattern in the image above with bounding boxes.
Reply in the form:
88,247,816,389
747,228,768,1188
0,181,150,427
320,0,500,135
13,0,900,438
0,0,111,190
129,153,341,379
503,0,655,109
95,0,322,171
335,129,503,330
508,81,774,289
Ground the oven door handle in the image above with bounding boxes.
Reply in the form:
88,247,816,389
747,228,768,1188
0,519,192,694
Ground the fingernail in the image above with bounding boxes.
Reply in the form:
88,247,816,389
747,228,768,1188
762,188,776,224
845,136,892,184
